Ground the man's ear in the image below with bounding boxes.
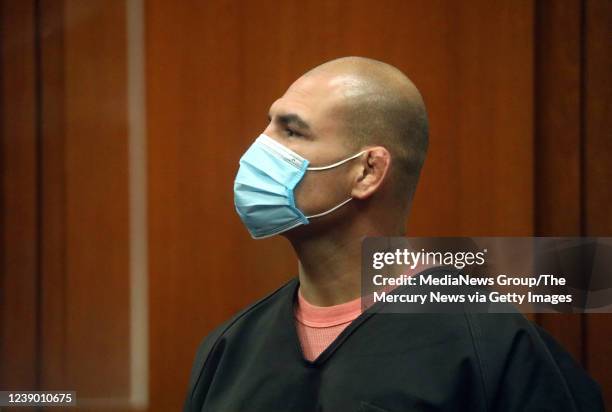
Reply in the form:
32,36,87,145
351,146,391,200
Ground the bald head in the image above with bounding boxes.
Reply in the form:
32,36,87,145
304,57,429,206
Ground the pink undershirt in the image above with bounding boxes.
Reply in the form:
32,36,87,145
294,289,363,361
294,267,430,361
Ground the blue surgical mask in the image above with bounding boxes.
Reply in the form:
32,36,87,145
234,134,366,239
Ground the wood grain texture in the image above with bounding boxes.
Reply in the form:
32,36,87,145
147,1,535,410
407,0,534,237
583,0,612,407
146,3,277,410
1,0,609,409
0,0,39,391
534,0,584,365
535,0,582,237
39,0,67,392
50,0,131,402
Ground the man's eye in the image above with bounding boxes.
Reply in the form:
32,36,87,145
285,128,299,137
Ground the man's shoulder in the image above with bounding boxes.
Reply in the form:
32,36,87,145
201,276,297,344
183,277,298,411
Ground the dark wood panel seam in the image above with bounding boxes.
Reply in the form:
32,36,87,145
533,0,540,239
578,0,588,372
0,0,6,379
34,0,43,395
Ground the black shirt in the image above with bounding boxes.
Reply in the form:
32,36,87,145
183,270,603,412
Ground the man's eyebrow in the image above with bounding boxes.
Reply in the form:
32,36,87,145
269,112,311,131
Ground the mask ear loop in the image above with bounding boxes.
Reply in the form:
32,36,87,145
304,150,368,219
306,150,367,171
306,197,354,219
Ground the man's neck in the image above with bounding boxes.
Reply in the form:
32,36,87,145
293,232,362,306
289,218,401,307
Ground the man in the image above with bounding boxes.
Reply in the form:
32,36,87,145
183,57,603,411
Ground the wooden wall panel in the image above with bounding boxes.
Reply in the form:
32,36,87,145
583,0,612,406
39,0,67,392
534,0,582,237
0,0,39,391
1,0,609,410
0,0,134,402
147,1,535,410
146,3,277,411
534,0,584,364
1,0,133,405
408,0,534,236
583,1,612,236
533,1,612,409
60,0,131,401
